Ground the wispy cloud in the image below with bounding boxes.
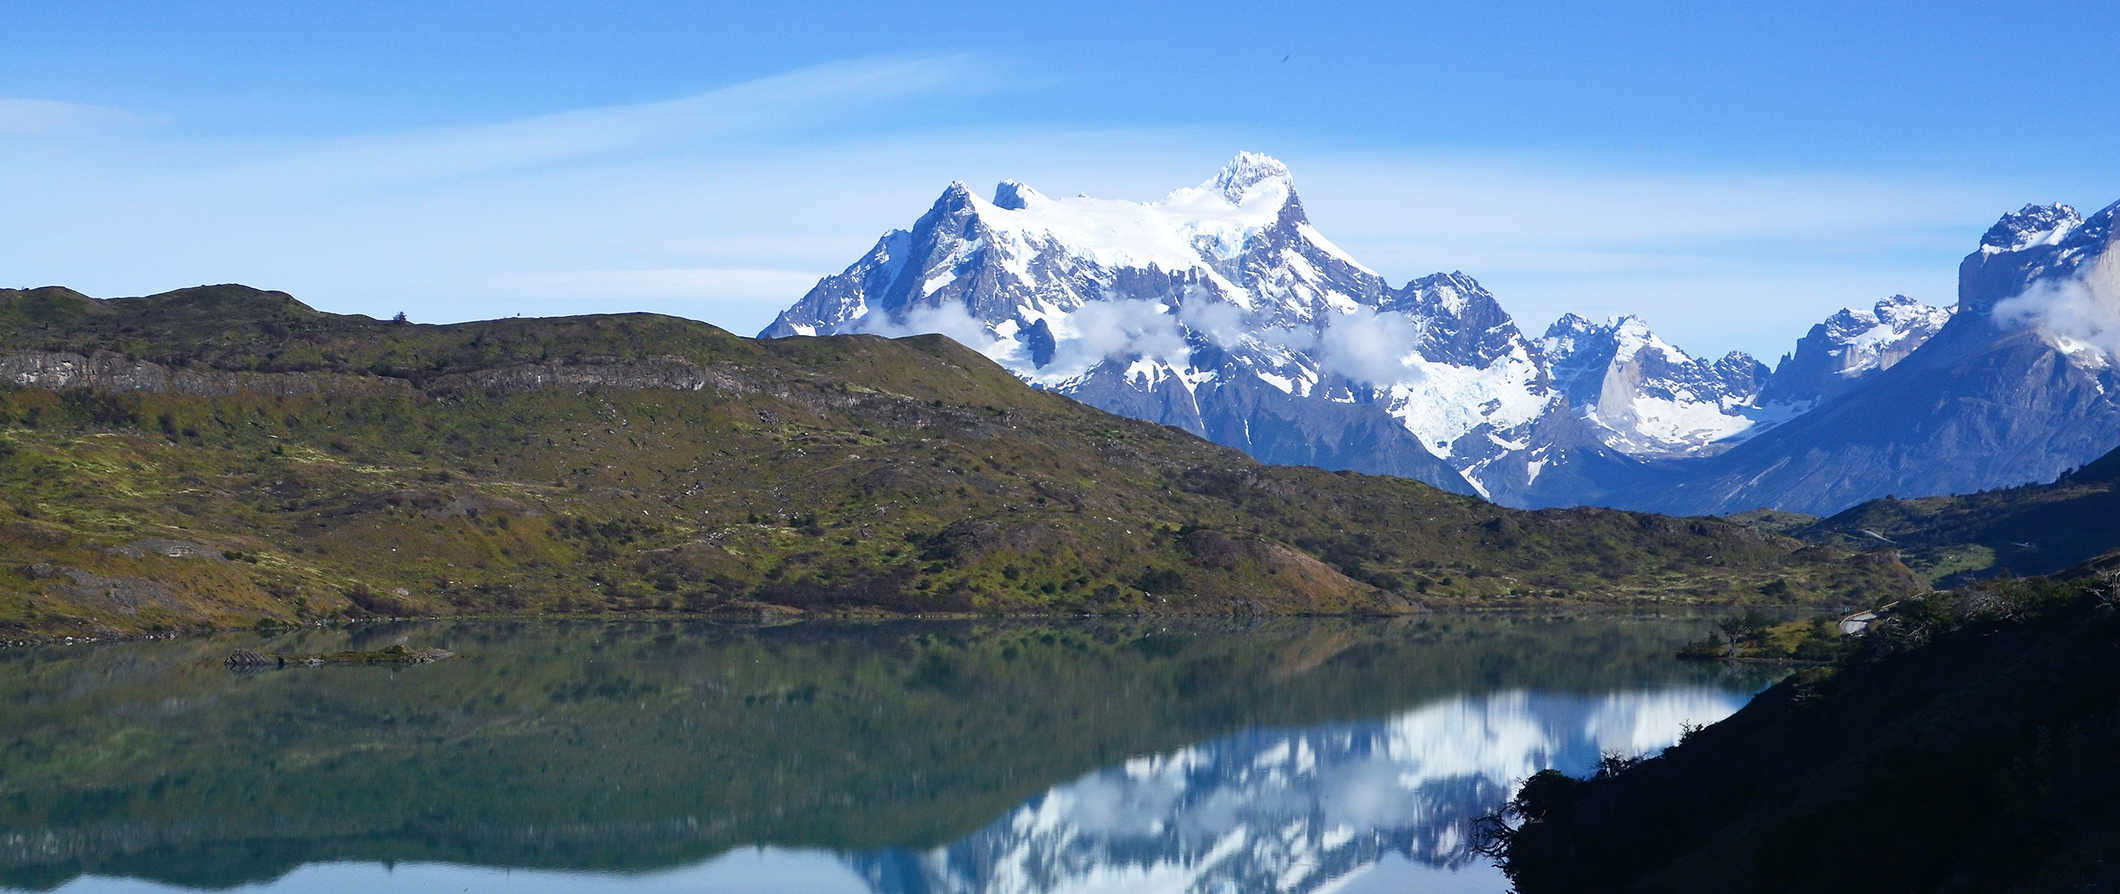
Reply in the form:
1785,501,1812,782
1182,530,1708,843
0,97,137,135
0,56,994,329
214,55,992,194
0,68,2089,359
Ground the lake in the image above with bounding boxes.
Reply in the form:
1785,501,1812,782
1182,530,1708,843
0,615,1774,893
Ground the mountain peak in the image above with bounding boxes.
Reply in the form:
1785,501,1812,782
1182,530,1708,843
1544,313,1601,339
925,181,981,219
1611,313,1655,334
1757,294,1954,408
1209,151,1293,204
1980,203,2082,253
992,179,1044,210
1407,270,1487,292
1873,294,1951,327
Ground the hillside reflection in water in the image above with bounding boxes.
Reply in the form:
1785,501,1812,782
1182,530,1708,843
1,616,1772,893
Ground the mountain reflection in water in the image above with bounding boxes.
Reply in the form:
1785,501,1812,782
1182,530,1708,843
0,616,1769,893
856,688,1742,894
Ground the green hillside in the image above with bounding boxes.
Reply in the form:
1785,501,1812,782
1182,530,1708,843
1796,447,2120,584
0,285,1922,638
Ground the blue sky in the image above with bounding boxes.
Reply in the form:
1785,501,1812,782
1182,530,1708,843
4,0,2116,358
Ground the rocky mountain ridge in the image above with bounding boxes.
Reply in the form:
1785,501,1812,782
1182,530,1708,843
1600,199,2120,515
763,154,1977,509
765,158,2120,515
1755,295,1954,408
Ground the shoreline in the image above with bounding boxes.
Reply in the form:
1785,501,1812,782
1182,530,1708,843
0,598,1780,652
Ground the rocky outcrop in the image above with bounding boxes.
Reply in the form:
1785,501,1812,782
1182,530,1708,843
1,351,409,398
2,350,802,405
423,356,761,396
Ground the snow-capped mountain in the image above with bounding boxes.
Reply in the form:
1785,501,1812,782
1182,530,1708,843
1594,200,2120,515
1979,202,2085,255
763,153,1734,500
849,688,1744,894
1755,295,1955,408
767,153,1513,494
1538,314,1786,457
764,154,2104,513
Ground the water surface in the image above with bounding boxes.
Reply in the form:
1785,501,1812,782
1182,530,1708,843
0,615,1772,893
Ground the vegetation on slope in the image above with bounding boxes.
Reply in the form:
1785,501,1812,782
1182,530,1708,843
0,285,1922,637
1483,566,2120,892
1674,610,1849,664
1796,445,2120,584
1723,508,1820,536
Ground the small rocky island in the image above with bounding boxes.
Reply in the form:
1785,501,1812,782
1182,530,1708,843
226,643,455,669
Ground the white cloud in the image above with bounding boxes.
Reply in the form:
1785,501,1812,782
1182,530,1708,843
862,296,1206,380
1060,298,1191,369
1993,258,2120,360
856,301,1009,356
0,97,136,135
216,55,989,195
1317,307,1424,385
1176,300,1250,348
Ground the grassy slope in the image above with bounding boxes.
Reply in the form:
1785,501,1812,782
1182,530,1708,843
1796,445,2120,584
0,285,1923,637
1722,508,1820,536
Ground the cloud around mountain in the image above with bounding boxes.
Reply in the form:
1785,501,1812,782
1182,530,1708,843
1994,257,2120,362
1310,307,1428,386
769,154,2120,513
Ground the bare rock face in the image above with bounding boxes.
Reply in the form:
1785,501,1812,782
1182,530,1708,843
0,347,829,418
47,567,182,617
424,357,757,396
1537,315,1780,459
106,539,221,560
0,350,409,398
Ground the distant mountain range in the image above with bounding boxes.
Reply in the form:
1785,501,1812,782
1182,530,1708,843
765,155,2119,515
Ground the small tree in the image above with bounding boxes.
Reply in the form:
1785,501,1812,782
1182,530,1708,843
1715,609,1772,646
